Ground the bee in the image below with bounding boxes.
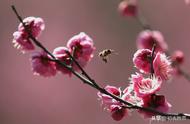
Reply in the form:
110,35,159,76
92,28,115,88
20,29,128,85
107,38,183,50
98,49,117,63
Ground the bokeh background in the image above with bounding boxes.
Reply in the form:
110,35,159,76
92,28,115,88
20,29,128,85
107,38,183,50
0,0,190,124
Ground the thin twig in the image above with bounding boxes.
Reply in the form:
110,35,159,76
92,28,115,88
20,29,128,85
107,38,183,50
150,44,156,77
11,5,190,120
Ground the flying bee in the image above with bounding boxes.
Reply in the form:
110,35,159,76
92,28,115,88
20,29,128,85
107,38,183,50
98,49,118,63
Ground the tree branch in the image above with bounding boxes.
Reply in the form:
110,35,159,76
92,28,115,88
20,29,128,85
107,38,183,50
11,5,190,121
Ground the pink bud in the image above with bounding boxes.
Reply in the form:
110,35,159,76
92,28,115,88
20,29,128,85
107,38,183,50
171,50,184,65
118,0,137,17
31,51,56,77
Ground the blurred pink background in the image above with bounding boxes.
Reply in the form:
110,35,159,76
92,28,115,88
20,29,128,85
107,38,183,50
0,0,190,124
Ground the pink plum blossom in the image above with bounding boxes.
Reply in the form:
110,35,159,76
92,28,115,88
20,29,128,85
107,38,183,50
12,16,45,52
130,73,162,97
153,53,172,80
18,16,45,37
53,47,72,76
139,94,171,118
13,31,34,52
110,105,127,121
136,30,168,52
31,51,56,77
118,0,137,17
67,32,95,62
122,85,143,109
133,49,153,73
97,85,121,108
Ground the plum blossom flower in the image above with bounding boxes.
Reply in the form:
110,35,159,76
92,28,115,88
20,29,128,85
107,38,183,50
97,85,121,108
53,47,72,76
153,53,173,80
136,30,168,52
31,51,56,77
13,31,35,51
130,73,162,97
18,16,45,37
133,49,153,73
98,85,129,121
138,94,171,118
67,32,95,62
12,17,45,52
110,105,127,121
118,0,137,17
122,86,143,107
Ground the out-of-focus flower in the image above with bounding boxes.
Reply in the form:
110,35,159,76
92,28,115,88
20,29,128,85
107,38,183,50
118,0,137,17
13,31,35,51
185,0,190,5
12,17,45,52
53,47,72,76
130,73,162,97
171,50,184,65
110,105,127,121
31,51,56,77
67,32,95,70
136,30,168,52
153,53,172,80
133,49,153,73
18,16,45,37
139,94,171,118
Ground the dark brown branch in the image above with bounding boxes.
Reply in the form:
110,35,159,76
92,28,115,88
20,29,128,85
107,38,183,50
150,44,156,77
11,5,190,120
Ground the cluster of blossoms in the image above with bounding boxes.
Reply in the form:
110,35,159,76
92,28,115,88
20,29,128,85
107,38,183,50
97,29,173,120
12,17,95,77
11,2,188,122
97,7,185,120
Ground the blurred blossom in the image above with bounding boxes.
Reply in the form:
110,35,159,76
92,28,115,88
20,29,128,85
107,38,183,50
12,16,45,52
171,50,184,65
13,31,35,52
118,0,138,17
18,17,45,37
53,47,72,76
136,30,168,53
31,51,56,77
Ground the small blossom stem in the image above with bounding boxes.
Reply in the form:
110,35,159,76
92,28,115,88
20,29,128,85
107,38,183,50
65,50,99,88
150,44,156,77
11,5,190,120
